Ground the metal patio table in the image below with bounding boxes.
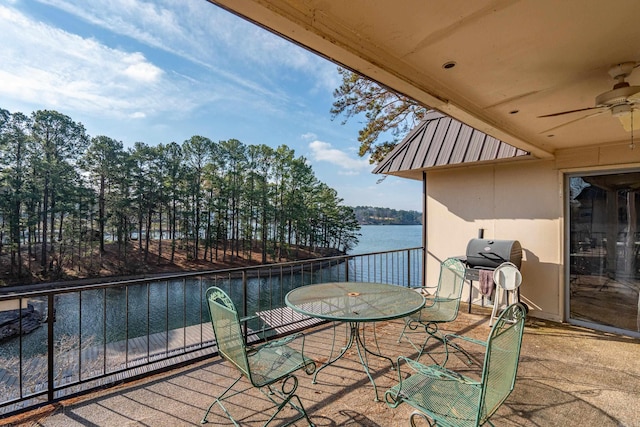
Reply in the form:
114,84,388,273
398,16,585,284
285,281,425,401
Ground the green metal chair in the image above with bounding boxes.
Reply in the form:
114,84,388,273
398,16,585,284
202,286,316,426
385,303,527,427
398,257,466,362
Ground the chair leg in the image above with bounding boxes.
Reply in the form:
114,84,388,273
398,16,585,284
400,321,447,364
290,394,315,427
203,374,314,427
409,410,436,427
201,375,243,425
398,320,410,343
260,374,314,427
398,318,427,349
416,324,446,363
442,337,475,366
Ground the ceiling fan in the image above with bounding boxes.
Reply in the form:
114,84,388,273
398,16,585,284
539,61,640,133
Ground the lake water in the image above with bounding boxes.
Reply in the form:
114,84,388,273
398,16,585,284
350,224,423,254
1,225,424,360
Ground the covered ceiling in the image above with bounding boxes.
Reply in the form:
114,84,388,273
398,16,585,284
207,0,640,161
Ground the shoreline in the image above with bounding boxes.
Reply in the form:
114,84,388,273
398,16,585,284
1,239,344,288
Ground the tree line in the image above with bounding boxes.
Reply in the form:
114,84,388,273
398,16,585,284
353,206,422,225
0,108,360,282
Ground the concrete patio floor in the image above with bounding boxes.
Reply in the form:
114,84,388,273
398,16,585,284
4,307,640,427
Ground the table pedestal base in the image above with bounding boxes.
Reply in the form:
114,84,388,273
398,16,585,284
312,321,394,401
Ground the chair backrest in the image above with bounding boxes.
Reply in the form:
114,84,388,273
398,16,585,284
478,303,526,424
493,262,522,291
435,257,466,299
430,258,466,320
205,287,251,378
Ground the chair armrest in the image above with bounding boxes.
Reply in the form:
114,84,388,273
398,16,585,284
398,356,480,385
432,297,458,303
444,333,487,348
254,333,311,360
386,356,480,407
241,314,269,342
256,332,304,350
408,297,456,316
409,286,436,296
240,314,260,323
252,332,316,375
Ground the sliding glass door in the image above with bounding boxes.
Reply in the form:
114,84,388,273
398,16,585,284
568,171,640,335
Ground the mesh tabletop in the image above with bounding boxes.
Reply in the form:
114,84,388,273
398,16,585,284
285,282,425,322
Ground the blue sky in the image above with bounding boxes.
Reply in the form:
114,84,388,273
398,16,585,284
0,0,423,211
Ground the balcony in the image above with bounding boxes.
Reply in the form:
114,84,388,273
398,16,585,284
3,307,639,426
0,249,422,416
1,248,639,425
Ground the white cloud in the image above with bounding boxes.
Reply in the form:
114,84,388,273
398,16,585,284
130,111,146,119
3,0,333,124
0,4,207,121
301,132,318,141
309,140,371,174
36,0,187,51
37,0,226,74
1,1,344,146
122,54,163,82
35,0,339,95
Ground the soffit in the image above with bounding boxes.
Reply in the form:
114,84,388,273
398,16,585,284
208,0,640,160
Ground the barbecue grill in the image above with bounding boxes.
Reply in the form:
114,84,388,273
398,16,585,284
459,238,522,312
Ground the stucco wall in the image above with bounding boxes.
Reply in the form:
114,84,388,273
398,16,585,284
425,159,563,321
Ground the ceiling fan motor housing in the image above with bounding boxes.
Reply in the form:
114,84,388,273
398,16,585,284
595,84,640,106
596,62,640,106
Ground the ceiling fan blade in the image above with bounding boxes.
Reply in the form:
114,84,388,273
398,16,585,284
538,106,604,118
539,109,609,134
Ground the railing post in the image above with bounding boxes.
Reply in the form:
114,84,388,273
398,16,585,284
345,255,350,281
47,293,55,402
420,244,427,287
407,249,411,287
242,270,248,342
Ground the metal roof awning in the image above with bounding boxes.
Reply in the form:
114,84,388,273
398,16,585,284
373,111,532,180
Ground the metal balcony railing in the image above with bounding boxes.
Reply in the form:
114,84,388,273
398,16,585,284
0,247,422,417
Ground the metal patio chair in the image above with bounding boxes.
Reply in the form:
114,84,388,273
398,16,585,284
398,257,466,362
385,303,527,427
201,286,316,426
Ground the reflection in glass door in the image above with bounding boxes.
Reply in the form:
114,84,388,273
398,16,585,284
568,172,640,335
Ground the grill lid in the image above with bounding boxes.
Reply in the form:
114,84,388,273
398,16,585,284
465,239,522,269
